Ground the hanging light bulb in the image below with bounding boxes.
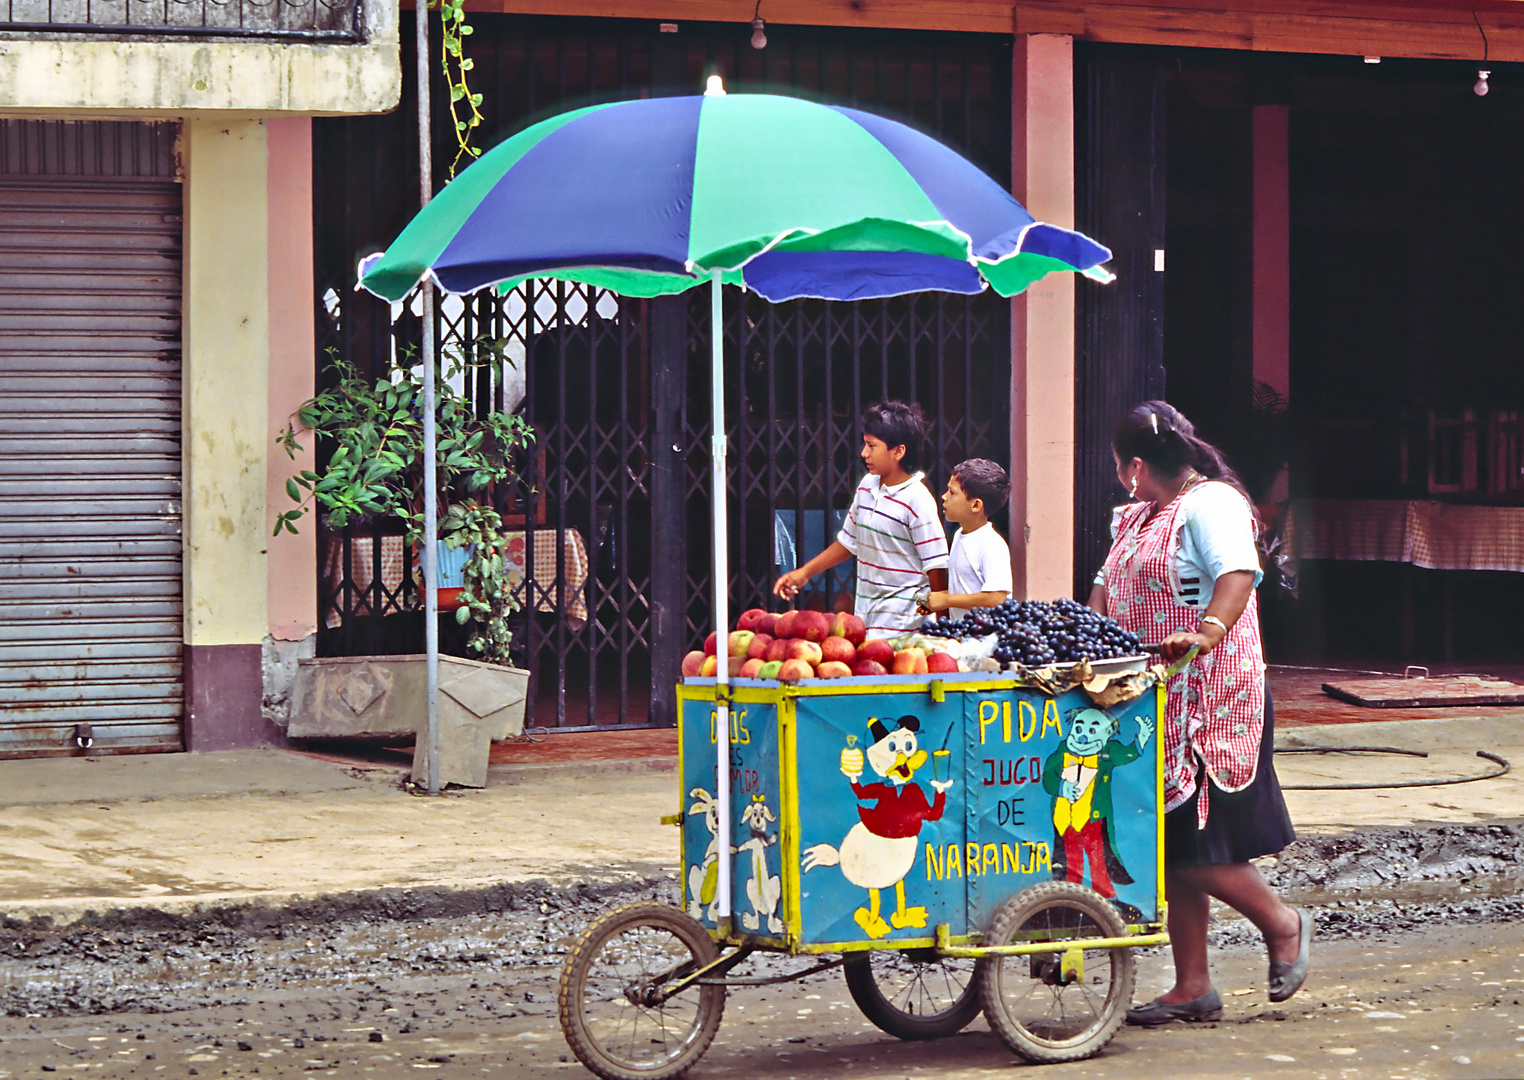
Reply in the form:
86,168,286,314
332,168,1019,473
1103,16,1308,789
750,16,767,49
1475,68,1491,96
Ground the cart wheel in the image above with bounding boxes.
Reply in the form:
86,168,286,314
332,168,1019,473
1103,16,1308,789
557,902,725,1080
976,881,1135,1064
843,947,982,1040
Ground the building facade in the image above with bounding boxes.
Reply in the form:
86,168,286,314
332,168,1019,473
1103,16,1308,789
0,0,400,754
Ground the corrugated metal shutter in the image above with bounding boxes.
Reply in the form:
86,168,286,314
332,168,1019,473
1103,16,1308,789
0,120,183,757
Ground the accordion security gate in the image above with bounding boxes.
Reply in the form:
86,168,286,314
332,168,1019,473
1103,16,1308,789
313,15,1012,728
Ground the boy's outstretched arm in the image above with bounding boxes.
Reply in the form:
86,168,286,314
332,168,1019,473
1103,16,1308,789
774,540,852,600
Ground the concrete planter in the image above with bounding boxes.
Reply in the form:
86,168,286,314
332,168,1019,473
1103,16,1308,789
287,654,530,787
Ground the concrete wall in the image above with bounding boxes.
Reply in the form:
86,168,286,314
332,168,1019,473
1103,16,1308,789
0,0,399,115
1009,33,1077,601
264,116,320,732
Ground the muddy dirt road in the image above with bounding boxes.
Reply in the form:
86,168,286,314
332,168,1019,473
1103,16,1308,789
2,875,1523,1080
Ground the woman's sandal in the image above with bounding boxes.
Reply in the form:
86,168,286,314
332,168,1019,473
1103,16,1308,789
1267,907,1314,1003
1125,988,1223,1025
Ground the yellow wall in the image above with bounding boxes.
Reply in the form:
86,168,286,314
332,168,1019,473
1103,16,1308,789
182,117,272,647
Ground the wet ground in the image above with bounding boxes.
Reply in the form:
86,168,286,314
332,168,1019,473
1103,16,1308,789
1,822,1523,1079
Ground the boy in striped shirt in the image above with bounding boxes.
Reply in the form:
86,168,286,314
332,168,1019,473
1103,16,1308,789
773,401,948,639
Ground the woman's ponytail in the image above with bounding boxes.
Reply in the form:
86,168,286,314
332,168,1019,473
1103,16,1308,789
1114,401,1255,509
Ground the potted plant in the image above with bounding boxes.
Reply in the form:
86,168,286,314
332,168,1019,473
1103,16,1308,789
275,343,534,663
274,344,536,783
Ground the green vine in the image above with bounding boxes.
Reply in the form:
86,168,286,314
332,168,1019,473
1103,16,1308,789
437,0,482,178
275,345,534,666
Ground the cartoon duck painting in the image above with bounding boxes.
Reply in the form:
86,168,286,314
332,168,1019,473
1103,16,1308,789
802,716,953,939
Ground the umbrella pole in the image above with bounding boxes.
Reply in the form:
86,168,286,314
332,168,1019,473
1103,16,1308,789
417,0,440,795
710,268,731,926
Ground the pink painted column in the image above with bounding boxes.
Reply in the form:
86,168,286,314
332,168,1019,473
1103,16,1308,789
1009,33,1077,601
1252,105,1291,504
266,117,318,642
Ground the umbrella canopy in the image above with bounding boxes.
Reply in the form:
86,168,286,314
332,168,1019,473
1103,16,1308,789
359,82,1111,919
359,89,1112,305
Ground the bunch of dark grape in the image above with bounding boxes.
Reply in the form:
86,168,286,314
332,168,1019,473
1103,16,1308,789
939,597,1142,667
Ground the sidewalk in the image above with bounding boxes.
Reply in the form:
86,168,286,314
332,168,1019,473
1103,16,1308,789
1,700,1520,931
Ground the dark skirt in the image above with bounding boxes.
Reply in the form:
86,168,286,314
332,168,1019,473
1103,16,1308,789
1163,681,1296,869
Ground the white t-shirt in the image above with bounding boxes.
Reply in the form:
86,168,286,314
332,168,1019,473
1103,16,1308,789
946,522,1013,620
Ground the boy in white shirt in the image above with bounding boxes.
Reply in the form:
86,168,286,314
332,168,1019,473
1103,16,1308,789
924,458,1013,620
773,401,949,638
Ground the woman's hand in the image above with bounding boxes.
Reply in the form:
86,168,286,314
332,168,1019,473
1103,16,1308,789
1158,631,1215,663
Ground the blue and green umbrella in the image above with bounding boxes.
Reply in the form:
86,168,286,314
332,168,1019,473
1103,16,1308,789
360,85,1112,303
360,82,1111,902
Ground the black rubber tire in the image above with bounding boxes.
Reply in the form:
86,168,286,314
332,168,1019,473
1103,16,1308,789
843,948,983,1041
557,902,725,1080
975,881,1135,1064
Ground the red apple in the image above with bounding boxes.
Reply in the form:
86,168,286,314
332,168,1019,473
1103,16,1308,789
820,636,856,665
703,631,719,657
765,637,792,664
736,608,769,634
755,612,779,637
727,630,755,658
758,660,784,680
727,655,746,677
774,610,800,640
828,612,867,646
681,650,707,678
786,639,824,666
852,658,888,677
927,650,960,674
740,657,765,679
747,633,775,661
892,647,929,676
796,610,832,643
856,639,896,668
699,654,718,677
777,658,815,681
816,660,852,679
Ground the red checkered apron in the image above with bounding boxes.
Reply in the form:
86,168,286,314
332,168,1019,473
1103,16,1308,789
1101,481,1267,828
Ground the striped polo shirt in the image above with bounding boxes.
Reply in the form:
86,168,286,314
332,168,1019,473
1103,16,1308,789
838,471,950,639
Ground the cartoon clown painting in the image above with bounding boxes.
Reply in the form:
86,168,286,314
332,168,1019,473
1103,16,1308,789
802,715,954,939
1041,706,1152,914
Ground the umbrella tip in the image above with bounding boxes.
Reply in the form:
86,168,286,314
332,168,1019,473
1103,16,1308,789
704,74,726,97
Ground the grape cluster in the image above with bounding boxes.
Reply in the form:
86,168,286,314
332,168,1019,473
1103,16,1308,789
922,597,1142,667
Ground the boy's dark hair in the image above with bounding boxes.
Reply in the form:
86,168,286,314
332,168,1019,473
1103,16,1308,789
951,458,1011,513
861,400,929,472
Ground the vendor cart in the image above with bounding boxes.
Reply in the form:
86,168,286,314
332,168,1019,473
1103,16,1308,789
557,666,1168,1079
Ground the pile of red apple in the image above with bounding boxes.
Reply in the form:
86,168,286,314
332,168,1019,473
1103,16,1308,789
681,608,960,682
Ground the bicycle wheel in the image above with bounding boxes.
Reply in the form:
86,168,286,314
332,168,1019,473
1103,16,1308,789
844,947,982,1040
557,902,725,1080
976,881,1135,1064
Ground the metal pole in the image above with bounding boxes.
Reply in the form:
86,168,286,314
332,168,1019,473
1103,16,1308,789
710,268,731,924
417,0,441,795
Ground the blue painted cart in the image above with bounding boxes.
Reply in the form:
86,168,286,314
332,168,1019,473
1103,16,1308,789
558,669,1168,1080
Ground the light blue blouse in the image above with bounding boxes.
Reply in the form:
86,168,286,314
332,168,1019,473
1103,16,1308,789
1094,481,1263,609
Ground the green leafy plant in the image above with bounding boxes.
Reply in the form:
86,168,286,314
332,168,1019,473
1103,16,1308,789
275,344,534,665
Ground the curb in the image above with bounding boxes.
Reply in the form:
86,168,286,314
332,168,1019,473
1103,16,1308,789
0,869,677,937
